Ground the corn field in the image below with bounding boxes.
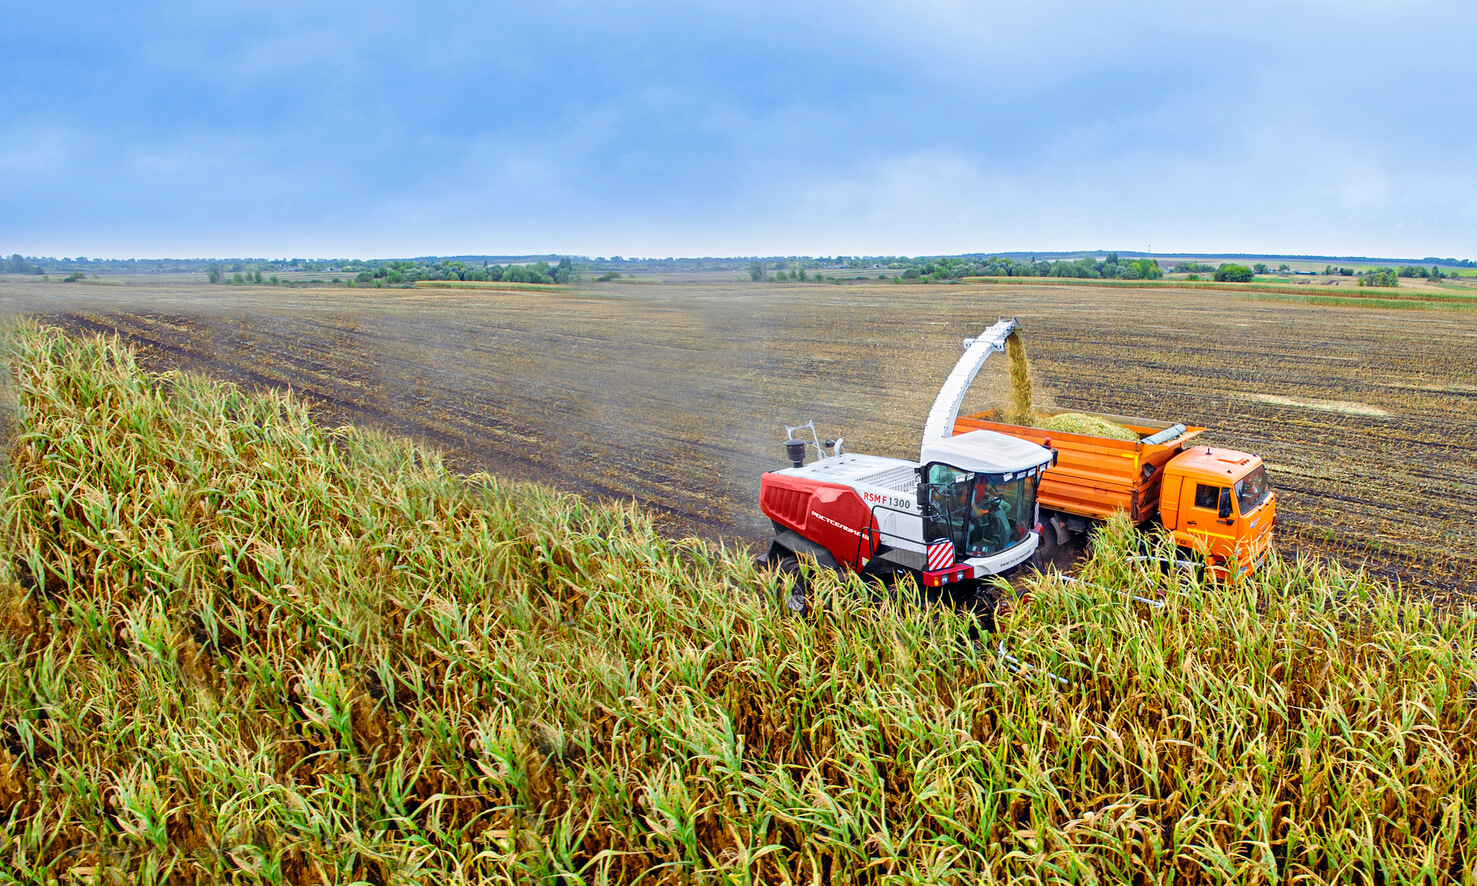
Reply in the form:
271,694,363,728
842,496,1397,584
2,322,1477,884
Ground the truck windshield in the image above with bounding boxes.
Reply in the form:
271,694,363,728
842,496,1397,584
1235,465,1272,514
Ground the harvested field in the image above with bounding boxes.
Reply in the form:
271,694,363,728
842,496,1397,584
2,273,1473,599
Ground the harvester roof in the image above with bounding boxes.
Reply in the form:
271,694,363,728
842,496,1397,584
921,429,1053,477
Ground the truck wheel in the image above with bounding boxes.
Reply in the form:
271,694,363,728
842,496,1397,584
774,554,808,615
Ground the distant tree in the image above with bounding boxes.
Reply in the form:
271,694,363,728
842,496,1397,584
1253,263,1268,274
1359,268,1399,287
63,271,86,282
1278,264,1290,272
1323,265,1334,275
775,270,788,282
5,254,40,274
231,272,245,285
1339,267,1354,276
253,270,263,284
797,267,808,282
1214,263,1255,283
1431,265,1445,280
207,263,223,284
748,260,764,282
598,270,621,282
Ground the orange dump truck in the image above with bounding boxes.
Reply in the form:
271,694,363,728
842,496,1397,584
954,407,1276,573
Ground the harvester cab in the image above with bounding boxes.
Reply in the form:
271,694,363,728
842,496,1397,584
918,431,1053,567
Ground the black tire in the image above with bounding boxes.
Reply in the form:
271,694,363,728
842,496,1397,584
774,554,808,615
1034,521,1058,570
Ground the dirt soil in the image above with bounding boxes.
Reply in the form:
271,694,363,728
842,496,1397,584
3,273,1473,601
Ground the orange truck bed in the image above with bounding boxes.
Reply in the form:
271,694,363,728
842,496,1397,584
953,408,1204,524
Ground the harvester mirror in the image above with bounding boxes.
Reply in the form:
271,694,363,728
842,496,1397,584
1218,488,1233,520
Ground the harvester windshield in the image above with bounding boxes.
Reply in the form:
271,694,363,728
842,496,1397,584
921,463,1037,560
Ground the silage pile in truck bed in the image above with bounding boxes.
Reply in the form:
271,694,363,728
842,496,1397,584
1039,411,1141,441
3,321,1477,884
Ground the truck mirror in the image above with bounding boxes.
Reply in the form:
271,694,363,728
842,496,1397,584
1218,488,1232,520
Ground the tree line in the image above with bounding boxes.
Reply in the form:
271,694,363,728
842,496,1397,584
346,257,575,286
199,257,580,287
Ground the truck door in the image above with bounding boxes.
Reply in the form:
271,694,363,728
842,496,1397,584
1181,481,1237,559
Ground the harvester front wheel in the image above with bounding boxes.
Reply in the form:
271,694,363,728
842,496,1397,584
1034,523,1058,570
774,554,808,615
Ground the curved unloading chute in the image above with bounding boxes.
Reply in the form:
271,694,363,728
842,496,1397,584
920,317,1018,457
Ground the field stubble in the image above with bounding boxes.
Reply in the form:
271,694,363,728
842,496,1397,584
3,274,1473,599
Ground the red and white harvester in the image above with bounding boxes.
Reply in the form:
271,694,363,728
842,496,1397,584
759,318,1053,610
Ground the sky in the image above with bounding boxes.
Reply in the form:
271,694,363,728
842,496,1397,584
3,1,1475,260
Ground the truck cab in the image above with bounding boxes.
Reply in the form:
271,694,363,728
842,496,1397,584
1159,447,1277,574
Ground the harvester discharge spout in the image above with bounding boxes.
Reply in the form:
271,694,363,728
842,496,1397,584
920,317,1019,457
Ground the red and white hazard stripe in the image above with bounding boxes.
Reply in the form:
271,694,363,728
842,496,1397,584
926,538,955,571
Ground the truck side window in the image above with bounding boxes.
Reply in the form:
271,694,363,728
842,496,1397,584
1194,483,1221,509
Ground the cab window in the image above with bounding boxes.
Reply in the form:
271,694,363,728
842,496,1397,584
1194,483,1223,510
1235,466,1272,513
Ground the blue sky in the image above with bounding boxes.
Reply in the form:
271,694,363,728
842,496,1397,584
3,1,1475,259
